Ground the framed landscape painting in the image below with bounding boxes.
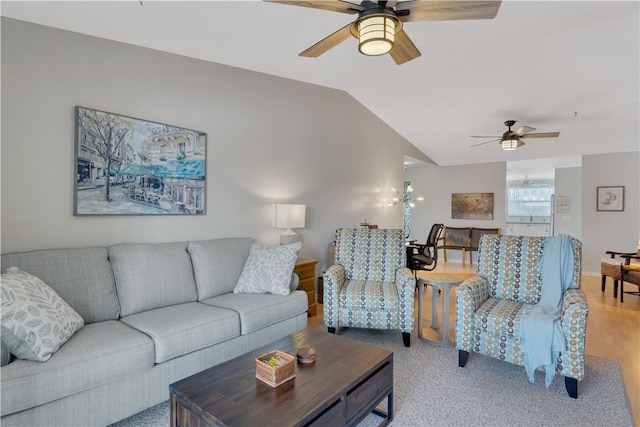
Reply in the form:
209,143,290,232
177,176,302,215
451,193,494,220
74,106,206,215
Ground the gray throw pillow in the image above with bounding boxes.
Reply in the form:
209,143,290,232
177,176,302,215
1,340,13,366
234,242,301,296
1,267,84,362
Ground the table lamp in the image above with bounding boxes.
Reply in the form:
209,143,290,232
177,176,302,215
274,204,306,245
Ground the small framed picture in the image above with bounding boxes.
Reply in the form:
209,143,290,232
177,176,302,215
596,186,624,211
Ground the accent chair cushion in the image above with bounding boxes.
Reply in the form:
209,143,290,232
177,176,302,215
474,297,525,339
0,267,84,362
233,242,301,296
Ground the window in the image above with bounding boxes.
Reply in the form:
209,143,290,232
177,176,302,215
506,180,554,216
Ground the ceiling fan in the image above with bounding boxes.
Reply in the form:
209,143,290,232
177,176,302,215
265,1,502,65
471,120,560,151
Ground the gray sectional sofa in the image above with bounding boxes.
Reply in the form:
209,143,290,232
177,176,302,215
0,237,309,426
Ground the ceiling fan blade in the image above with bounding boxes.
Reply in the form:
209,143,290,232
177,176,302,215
264,0,362,14
299,23,354,58
470,138,500,147
470,135,501,138
396,0,502,22
389,29,421,65
520,132,560,139
512,126,536,136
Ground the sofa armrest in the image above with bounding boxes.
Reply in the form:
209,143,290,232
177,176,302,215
290,273,299,291
455,276,490,352
558,288,589,380
395,267,416,333
322,264,345,329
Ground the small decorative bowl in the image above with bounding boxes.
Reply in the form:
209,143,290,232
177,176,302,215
296,347,316,364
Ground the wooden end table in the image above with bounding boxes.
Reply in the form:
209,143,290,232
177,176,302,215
170,327,393,426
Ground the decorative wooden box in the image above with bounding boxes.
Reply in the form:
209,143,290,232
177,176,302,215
255,350,296,387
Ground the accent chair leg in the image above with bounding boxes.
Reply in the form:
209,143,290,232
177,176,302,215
328,327,336,334
458,350,469,367
402,332,410,348
565,376,578,399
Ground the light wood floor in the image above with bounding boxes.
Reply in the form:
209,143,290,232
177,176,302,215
310,261,640,425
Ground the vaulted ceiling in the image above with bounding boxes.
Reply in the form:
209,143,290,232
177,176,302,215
3,1,638,171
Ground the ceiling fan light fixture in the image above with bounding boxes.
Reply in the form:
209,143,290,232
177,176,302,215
501,138,523,151
357,15,396,56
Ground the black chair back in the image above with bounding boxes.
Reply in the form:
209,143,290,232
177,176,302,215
408,223,444,276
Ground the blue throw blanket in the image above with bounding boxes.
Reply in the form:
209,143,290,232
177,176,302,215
520,234,575,386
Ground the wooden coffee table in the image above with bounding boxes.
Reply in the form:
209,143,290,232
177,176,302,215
169,327,393,426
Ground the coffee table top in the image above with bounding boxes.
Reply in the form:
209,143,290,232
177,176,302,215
170,327,392,426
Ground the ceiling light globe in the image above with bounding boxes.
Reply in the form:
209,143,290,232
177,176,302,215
358,15,395,56
501,139,521,151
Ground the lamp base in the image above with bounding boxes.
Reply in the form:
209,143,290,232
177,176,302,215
280,232,299,245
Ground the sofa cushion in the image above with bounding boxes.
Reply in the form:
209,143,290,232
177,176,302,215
1,267,85,362
119,302,240,363
202,291,307,335
187,238,252,299
234,242,301,296
0,320,154,416
0,247,119,323
109,242,198,317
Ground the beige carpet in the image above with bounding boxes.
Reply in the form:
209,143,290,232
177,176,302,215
112,328,633,427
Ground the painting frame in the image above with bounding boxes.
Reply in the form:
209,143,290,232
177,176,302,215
74,106,206,216
451,193,494,220
596,186,624,212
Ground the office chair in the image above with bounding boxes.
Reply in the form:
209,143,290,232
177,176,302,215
407,223,444,279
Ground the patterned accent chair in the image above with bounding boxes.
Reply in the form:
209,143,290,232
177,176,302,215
323,228,416,347
455,234,588,398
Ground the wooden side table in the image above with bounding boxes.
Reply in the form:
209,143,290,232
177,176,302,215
294,259,318,316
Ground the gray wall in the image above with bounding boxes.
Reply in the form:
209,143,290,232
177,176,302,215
0,18,427,271
554,167,582,240
405,161,507,264
582,151,640,274
407,156,639,274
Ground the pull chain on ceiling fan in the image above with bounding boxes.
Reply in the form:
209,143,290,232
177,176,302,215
471,120,561,151
264,0,502,65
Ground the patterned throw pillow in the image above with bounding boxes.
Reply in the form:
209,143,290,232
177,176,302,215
1,267,84,362
234,242,302,296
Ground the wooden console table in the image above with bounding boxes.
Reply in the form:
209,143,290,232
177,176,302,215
295,259,318,316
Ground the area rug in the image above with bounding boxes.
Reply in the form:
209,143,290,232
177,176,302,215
111,328,633,427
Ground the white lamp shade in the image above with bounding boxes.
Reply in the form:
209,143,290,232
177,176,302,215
274,204,306,229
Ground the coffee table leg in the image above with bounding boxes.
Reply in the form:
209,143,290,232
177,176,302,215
371,390,393,424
